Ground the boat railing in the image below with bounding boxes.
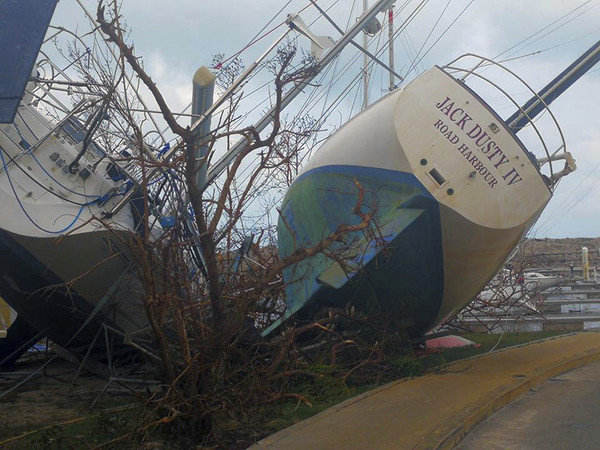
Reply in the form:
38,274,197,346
0,71,178,235
441,54,572,189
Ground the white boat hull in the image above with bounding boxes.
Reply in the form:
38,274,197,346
277,66,552,334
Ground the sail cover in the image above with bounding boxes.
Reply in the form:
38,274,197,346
0,0,58,123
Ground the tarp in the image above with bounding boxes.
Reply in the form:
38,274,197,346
0,0,58,123
426,335,480,349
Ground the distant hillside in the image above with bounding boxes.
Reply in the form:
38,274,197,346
512,237,600,270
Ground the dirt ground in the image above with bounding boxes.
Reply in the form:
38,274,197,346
1,237,599,446
0,354,120,445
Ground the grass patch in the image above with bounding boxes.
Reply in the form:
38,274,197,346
0,407,143,449
420,331,568,371
266,330,568,435
0,330,569,448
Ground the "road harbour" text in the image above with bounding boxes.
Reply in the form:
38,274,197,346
432,96,523,188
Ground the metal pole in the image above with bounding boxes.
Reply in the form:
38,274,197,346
362,0,369,110
307,0,403,82
388,5,395,91
204,0,394,189
507,39,600,132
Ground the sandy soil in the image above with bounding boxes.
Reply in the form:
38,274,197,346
0,356,110,444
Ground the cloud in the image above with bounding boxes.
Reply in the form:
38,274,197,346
51,0,600,237
145,52,191,112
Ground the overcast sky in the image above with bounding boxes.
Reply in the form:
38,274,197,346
54,0,600,238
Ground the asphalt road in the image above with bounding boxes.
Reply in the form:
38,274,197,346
457,360,600,449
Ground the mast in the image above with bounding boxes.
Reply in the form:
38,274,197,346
507,39,600,132
388,5,395,91
108,0,395,216
362,0,370,110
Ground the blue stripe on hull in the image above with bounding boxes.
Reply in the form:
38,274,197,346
278,165,444,335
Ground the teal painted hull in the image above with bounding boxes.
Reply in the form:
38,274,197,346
276,165,443,335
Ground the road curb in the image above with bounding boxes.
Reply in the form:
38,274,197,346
418,342,600,449
253,377,413,448
254,332,600,449
255,335,574,448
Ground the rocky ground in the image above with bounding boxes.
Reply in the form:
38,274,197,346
513,237,600,271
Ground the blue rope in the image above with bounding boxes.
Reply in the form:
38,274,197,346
0,149,96,234
157,142,170,158
12,121,100,200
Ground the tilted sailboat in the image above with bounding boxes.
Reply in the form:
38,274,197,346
0,0,148,365
275,42,599,336
0,0,597,367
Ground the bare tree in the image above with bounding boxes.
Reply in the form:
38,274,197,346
75,1,394,445
445,243,566,334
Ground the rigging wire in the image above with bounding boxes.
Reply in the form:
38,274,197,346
316,0,358,128
534,177,600,236
493,0,598,61
393,0,431,73
404,0,452,77
528,28,600,63
404,0,477,79
533,159,600,235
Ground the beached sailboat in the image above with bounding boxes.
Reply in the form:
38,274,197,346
275,40,599,336
0,0,597,367
0,0,152,365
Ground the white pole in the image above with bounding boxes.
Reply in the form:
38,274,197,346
582,247,590,282
191,67,215,189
